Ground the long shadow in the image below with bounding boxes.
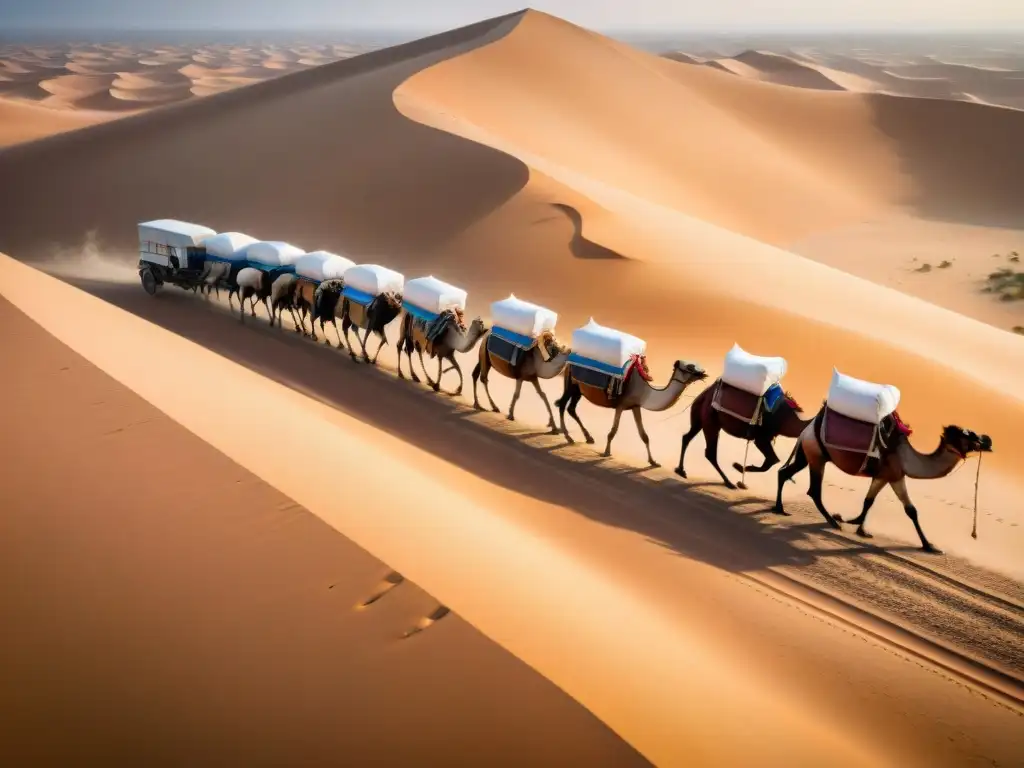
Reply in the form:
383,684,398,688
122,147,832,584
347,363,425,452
0,12,530,260
551,203,627,260
866,93,1024,230
68,277,893,578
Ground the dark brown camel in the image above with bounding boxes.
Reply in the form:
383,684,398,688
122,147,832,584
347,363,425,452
471,329,571,433
396,310,489,395
675,378,811,490
340,291,403,364
775,407,993,553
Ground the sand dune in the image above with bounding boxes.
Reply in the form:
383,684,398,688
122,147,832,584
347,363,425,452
670,45,1024,110
1,9,1023,764
0,40,368,146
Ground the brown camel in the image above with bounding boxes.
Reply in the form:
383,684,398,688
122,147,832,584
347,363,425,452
675,378,811,490
555,359,708,467
470,330,571,433
340,291,403,364
396,310,489,396
774,407,993,553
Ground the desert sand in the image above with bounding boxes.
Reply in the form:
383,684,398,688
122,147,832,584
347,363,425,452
0,40,368,146
1,9,1023,766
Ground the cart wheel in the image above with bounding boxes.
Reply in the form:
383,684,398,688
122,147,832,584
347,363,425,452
140,267,158,296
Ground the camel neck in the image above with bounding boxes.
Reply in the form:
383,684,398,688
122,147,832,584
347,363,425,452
897,437,964,480
641,370,691,412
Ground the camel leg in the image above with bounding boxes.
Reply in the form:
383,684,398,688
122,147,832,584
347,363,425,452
890,477,941,554
473,361,500,413
357,328,372,363
806,462,842,529
601,408,624,458
333,320,344,350
397,336,407,380
532,379,559,434
567,392,593,444
507,380,524,421
371,329,387,364
674,407,703,479
407,343,421,384
702,424,736,489
838,477,886,536
288,306,301,333
773,441,810,515
471,361,483,409
432,356,443,392
732,435,779,475
632,407,659,468
449,355,464,397
417,349,436,387
341,317,359,361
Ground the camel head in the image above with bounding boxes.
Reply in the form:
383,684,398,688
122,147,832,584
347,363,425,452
468,316,489,335
941,425,993,459
672,360,708,382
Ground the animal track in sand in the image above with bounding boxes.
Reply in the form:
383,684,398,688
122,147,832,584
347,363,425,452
353,570,405,608
402,605,451,639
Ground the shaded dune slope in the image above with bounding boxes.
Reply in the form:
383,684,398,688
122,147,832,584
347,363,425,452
0,296,649,768
0,14,529,257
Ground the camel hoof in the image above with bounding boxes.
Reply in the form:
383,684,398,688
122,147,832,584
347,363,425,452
737,481,748,491
921,545,943,555
648,461,661,469
724,481,737,491
473,402,483,411
548,427,561,435
565,436,576,445
674,467,687,479
491,406,500,413
506,414,515,422
832,514,845,524
770,505,790,516
600,450,611,458
453,388,463,397
584,435,595,445
855,528,873,539
731,462,745,473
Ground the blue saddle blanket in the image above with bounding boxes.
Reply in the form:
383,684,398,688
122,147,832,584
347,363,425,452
342,285,376,306
763,382,785,412
491,325,536,350
402,301,439,324
567,352,628,379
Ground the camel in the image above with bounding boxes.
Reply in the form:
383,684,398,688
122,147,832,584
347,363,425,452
340,291,403,364
675,378,811,489
268,273,304,331
396,309,488,396
471,330,570,434
556,358,708,467
298,279,345,347
233,267,274,324
774,407,993,553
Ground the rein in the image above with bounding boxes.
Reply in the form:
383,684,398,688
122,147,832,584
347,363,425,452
971,452,983,540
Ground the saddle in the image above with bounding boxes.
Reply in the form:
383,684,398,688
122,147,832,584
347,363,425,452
712,380,763,426
412,308,463,357
821,406,912,475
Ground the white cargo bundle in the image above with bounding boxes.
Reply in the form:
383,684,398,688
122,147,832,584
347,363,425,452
404,275,467,315
827,368,901,423
343,263,405,297
138,219,216,248
571,318,646,369
490,294,558,338
322,255,355,281
245,241,305,269
721,343,787,396
295,251,355,282
204,232,259,261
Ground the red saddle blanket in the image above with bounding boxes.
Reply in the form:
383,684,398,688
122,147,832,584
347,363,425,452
821,407,878,454
712,381,762,424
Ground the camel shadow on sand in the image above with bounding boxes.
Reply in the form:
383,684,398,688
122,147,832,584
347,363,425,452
64,276,924,580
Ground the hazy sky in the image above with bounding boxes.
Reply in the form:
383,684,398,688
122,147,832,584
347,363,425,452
2,0,1021,32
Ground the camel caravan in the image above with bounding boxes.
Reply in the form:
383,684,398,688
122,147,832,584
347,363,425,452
136,219,994,552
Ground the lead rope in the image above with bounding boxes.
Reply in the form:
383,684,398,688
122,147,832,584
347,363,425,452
738,439,752,490
971,452,983,540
